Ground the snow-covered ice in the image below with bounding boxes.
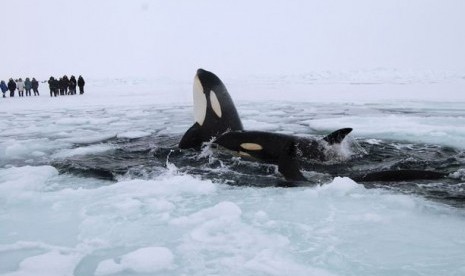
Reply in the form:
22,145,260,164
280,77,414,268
95,247,175,275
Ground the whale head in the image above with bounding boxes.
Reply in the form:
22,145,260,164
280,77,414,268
179,69,243,149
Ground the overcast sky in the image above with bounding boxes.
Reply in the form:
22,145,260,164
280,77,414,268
1,0,465,80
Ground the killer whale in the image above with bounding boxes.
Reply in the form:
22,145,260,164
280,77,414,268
179,69,448,182
179,69,243,150
213,130,448,182
178,69,353,181
214,129,353,181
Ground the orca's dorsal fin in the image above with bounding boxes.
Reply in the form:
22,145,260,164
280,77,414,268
278,142,307,181
323,128,353,145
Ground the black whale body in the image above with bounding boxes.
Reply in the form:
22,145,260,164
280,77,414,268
214,129,353,181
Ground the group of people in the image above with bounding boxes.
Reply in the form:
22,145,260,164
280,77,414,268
47,75,85,97
0,75,85,98
1,78,40,98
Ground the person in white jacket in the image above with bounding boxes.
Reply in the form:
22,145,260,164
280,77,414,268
16,78,25,97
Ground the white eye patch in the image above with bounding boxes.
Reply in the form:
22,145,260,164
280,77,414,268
210,90,222,118
193,75,207,126
240,143,263,151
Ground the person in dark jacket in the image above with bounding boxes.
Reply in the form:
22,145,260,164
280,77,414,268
48,76,56,97
58,77,64,95
69,75,77,95
24,78,32,96
31,78,39,96
52,78,60,97
77,75,85,94
8,78,17,97
62,75,69,95
0,80,8,98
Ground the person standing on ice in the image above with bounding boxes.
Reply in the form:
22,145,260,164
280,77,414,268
52,78,60,97
16,78,25,97
0,80,8,98
7,79,16,97
24,78,32,96
31,78,39,96
58,77,64,95
48,76,56,97
69,75,77,95
78,75,85,94
62,75,69,95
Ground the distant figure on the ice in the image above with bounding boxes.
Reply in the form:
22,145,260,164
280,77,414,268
0,80,7,98
58,77,64,95
24,78,32,96
48,76,57,97
52,77,60,97
8,79,16,97
62,75,69,95
78,75,85,94
16,78,25,97
31,78,40,96
69,75,77,95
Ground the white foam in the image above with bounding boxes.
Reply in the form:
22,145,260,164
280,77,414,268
317,176,361,196
365,138,383,145
450,169,465,181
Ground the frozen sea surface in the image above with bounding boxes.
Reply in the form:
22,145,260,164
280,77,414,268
1,73,465,275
